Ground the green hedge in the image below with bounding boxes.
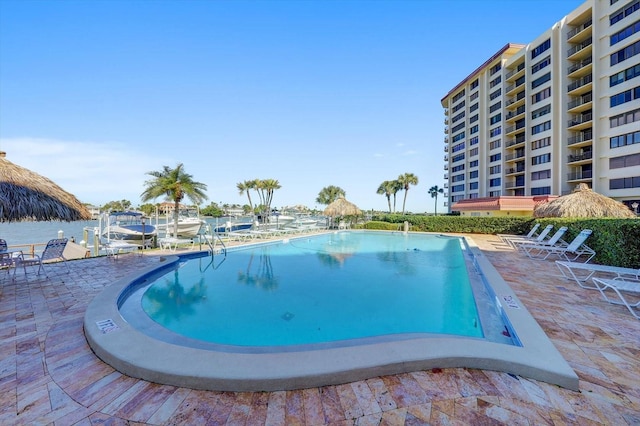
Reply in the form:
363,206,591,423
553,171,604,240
370,214,640,268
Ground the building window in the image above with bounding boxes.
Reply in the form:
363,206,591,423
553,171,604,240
490,165,501,174
489,89,501,100
489,190,502,196
452,131,465,142
452,111,465,123
490,63,502,75
469,136,479,145
532,153,551,165
469,103,479,112
531,169,551,180
470,79,479,89
489,178,501,187
470,91,479,101
469,182,479,190
531,38,551,59
610,19,640,45
469,160,479,167
610,107,640,127
610,85,640,107
451,122,465,133
452,90,465,103
531,186,551,195
610,0,640,26
531,121,551,135
451,195,464,202
610,130,640,148
532,136,551,150
490,113,501,125
452,142,465,153
489,101,501,113
610,153,640,169
451,184,465,192
469,114,479,123
531,105,551,119
470,125,479,134
469,170,479,179
452,173,465,182
469,147,479,156
489,139,501,150
490,127,502,137
531,56,551,74
451,164,465,172
452,101,466,113
610,39,640,66
609,176,640,190
490,75,502,88
490,153,501,162
532,87,551,104
610,63,640,86
531,72,551,89
452,153,465,162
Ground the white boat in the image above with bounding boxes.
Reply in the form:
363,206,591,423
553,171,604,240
156,216,206,237
266,214,296,227
102,211,156,245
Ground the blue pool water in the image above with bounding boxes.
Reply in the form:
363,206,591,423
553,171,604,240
121,232,510,349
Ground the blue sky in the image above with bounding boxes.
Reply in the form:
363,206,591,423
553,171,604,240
0,0,585,213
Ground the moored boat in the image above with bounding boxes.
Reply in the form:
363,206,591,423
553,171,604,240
102,211,156,245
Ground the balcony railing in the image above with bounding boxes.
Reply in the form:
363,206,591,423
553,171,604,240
568,151,593,162
444,145,448,152
566,19,592,39
567,170,593,180
505,152,526,161
568,130,593,146
505,63,525,79
568,93,593,109
567,57,592,74
568,112,593,127
444,164,449,170
567,37,592,56
567,74,593,92
444,137,449,144
506,137,526,148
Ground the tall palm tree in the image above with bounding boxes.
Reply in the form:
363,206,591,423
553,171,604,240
141,163,208,236
391,180,403,213
237,180,255,212
397,173,419,214
376,181,395,213
316,185,346,205
428,185,444,215
261,179,281,215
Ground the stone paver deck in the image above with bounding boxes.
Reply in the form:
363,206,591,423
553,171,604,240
1,234,639,425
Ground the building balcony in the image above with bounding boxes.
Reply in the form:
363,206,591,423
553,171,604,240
505,106,526,121
505,180,525,189
444,164,448,170
568,112,593,130
567,170,593,181
567,93,593,113
505,152,526,162
444,155,449,162
567,74,592,96
443,201,448,207
568,150,593,164
505,123,526,136
567,19,592,43
444,145,448,152
505,63,525,81
567,130,593,147
444,182,449,188
567,57,592,79
506,137,526,148
444,137,449,144
505,80,525,96
506,91,526,109
567,37,592,61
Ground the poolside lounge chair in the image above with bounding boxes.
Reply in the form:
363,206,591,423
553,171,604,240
512,226,566,253
520,229,595,262
15,238,70,277
591,277,640,319
504,224,554,249
555,260,640,289
498,223,540,244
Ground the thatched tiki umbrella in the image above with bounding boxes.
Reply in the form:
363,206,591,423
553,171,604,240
533,183,635,218
0,151,92,222
323,196,362,217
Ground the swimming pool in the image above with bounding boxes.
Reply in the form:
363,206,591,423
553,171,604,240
85,231,579,391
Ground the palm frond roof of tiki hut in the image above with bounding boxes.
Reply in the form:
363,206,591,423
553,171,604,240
533,183,635,218
323,197,362,217
0,151,92,222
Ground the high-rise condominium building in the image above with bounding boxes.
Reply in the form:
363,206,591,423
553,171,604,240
441,0,640,215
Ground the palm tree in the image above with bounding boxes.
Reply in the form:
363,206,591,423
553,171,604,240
397,173,419,214
428,185,444,215
316,185,346,205
376,181,395,213
260,179,281,216
391,180,403,213
237,180,256,212
141,163,208,236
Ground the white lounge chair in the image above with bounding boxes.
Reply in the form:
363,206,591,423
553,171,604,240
15,238,70,277
555,261,640,289
591,277,640,319
519,229,595,262
513,226,567,254
505,224,554,249
497,223,540,244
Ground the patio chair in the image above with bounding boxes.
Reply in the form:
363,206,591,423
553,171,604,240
520,229,595,262
591,277,640,319
504,224,553,249
555,261,640,289
497,223,540,244
15,238,70,277
512,226,566,253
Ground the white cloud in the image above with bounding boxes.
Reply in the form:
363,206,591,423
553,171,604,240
1,137,172,206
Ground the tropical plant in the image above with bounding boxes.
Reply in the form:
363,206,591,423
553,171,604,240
141,163,208,236
316,185,346,205
102,199,132,212
397,173,419,214
258,179,281,217
428,185,445,215
376,181,395,213
237,180,256,212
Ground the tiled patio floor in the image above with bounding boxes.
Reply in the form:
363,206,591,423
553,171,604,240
1,234,639,425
